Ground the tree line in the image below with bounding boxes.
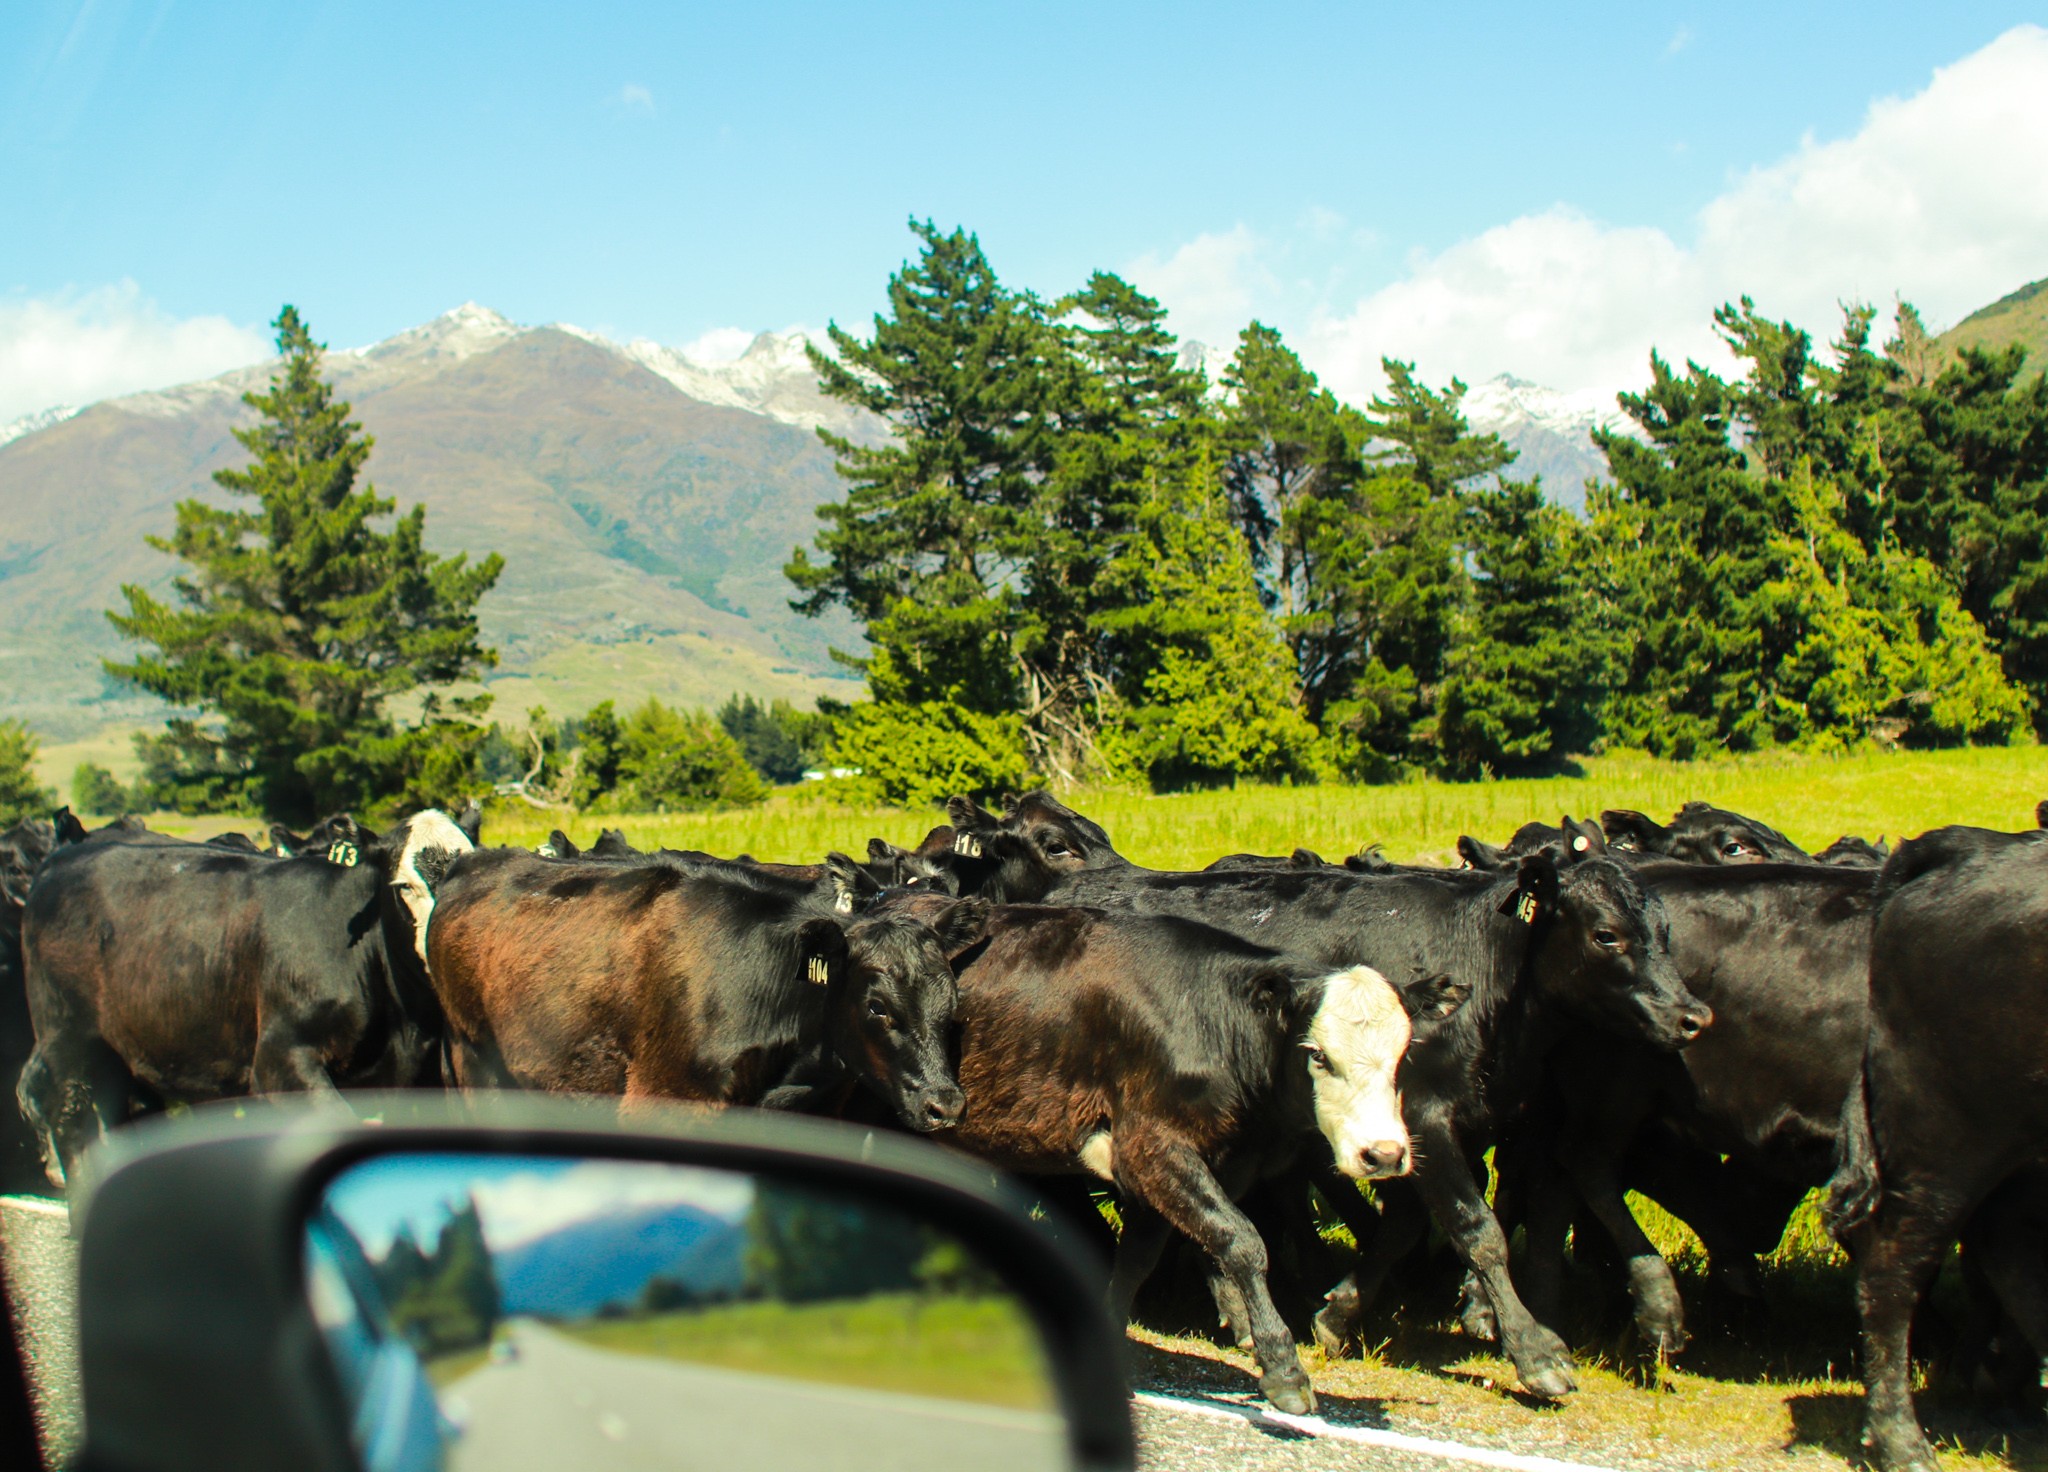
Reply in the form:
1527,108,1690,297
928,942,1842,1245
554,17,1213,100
782,223,2048,802
4,224,2040,828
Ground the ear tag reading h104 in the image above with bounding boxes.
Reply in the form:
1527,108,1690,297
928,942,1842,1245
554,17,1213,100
326,841,360,868
806,957,830,985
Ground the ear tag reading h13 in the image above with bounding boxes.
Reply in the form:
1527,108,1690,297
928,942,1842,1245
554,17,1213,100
834,892,854,915
326,841,360,868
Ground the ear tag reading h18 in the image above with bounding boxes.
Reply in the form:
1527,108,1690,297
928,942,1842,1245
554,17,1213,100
1514,890,1539,925
953,833,983,858
806,957,830,985
326,841,360,868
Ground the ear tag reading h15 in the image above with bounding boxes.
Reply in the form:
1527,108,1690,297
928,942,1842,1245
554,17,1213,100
326,841,360,868
1514,890,1539,924
953,833,983,858
805,957,830,985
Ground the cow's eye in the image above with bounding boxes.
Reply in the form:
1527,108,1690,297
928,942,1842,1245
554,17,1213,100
1303,1045,1330,1072
867,998,894,1026
1594,929,1621,948
1721,840,1750,857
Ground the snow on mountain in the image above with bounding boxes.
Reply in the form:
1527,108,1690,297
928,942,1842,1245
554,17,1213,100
353,301,524,369
0,404,81,448
1462,373,1637,512
582,326,882,442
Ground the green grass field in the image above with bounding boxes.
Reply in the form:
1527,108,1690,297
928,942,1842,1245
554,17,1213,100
555,1292,1053,1410
480,744,2048,868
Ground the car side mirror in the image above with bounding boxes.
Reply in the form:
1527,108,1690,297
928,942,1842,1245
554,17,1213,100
68,1096,1135,1472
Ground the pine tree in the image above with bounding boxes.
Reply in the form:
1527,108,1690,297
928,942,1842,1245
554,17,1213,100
0,722,54,827
106,307,503,821
786,221,1052,715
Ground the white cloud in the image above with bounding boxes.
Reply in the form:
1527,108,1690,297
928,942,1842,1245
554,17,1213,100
471,1160,754,1250
1126,224,1273,351
680,325,757,364
0,282,269,424
1665,24,1695,57
1139,24,2048,404
619,82,655,114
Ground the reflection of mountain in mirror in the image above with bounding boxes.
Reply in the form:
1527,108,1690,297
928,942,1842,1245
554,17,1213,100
311,1153,1065,1472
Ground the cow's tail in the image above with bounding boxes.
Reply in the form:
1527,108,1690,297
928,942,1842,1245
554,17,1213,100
1824,1065,1881,1242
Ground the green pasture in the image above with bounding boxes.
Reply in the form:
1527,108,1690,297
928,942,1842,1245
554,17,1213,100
481,744,2048,868
555,1292,1053,1410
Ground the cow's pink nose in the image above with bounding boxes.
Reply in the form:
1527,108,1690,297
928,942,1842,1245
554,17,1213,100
1360,1141,1409,1176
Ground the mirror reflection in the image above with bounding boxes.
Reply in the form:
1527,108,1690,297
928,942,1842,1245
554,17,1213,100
306,1152,1065,1472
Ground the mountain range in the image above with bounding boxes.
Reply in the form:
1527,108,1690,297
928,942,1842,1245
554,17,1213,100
2,281,2034,740
492,1200,746,1318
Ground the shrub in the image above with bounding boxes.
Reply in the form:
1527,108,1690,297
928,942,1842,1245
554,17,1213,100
605,698,769,812
0,722,54,827
825,701,1027,809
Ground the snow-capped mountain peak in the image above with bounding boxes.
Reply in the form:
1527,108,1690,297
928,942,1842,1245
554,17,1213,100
1462,373,1632,439
357,301,524,366
0,404,81,449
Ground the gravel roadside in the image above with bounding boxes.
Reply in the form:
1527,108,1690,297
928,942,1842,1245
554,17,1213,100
1,1193,80,1467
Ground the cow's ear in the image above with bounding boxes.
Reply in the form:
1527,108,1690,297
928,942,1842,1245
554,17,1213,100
999,792,1022,815
824,852,881,915
944,799,999,858
1346,846,1392,874
52,807,88,847
1501,852,1561,925
1562,816,1606,861
2036,798,2048,830
867,836,903,863
1599,809,1665,853
930,897,990,953
1402,973,1472,1022
1289,847,1325,869
796,917,849,986
456,798,484,846
1457,835,1503,871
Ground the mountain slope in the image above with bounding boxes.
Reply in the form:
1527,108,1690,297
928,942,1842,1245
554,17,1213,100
1939,276,2047,378
494,1202,746,1318
1462,375,1626,511
0,308,871,737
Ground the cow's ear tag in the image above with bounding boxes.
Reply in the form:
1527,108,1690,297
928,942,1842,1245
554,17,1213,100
833,891,854,915
327,840,360,868
1514,890,1539,924
1571,835,1589,853
953,832,983,858
805,956,830,985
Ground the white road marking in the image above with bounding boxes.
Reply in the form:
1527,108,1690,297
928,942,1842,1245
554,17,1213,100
1135,1392,1626,1472
0,1195,67,1219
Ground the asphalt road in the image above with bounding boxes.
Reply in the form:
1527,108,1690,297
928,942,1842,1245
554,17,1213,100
0,1193,79,1467
441,1321,1068,1472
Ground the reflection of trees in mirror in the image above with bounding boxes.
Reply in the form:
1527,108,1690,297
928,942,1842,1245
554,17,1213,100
369,1194,502,1361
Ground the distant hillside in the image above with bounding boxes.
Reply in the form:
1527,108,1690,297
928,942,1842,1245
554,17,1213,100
1939,276,2048,378
494,1202,745,1318
0,306,878,738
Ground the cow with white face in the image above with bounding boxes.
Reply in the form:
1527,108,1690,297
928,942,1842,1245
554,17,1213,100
1304,964,1416,1181
892,901,1454,1419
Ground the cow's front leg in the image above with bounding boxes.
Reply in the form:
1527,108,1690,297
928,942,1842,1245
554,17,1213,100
1410,1115,1576,1400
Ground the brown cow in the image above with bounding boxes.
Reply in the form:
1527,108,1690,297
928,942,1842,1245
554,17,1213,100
423,847,983,1130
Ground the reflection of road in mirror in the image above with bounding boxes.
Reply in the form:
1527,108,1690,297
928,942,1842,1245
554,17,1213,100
312,1154,1067,1471
438,1319,1064,1472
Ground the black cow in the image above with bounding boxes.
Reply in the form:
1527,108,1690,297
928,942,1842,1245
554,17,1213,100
423,847,982,1132
1507,860,1877,1352
909,897,1434,1413
1456,816,1607,872
17,810,474,1186
949,792,1709,1401
0,820,56,1192
1827,825,2048,1472
1602,801,1883,868
267,813,360,858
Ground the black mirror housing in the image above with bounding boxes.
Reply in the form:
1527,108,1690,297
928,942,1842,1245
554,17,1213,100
68,1095,1135,1472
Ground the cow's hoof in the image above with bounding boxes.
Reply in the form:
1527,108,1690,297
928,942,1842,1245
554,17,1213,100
1638,1316,1688,1359
1261,1371,1316,1416
1517,1331,1578,1400
1311,1305,1354,1359
1460,1297,1500,1343
1521,1363,1576,1401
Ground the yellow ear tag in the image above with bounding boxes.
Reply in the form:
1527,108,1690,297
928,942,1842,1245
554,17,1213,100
806,957,829,985
326,841,360,868
1515,891,1539,924
953,833,983,858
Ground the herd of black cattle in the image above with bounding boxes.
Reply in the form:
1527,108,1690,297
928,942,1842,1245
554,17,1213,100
0,789,2043,1471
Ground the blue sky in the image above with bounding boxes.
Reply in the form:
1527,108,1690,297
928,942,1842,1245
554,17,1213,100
3,2,2045,420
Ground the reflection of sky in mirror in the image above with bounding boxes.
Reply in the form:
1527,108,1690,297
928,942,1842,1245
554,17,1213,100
326,1154,757,1255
